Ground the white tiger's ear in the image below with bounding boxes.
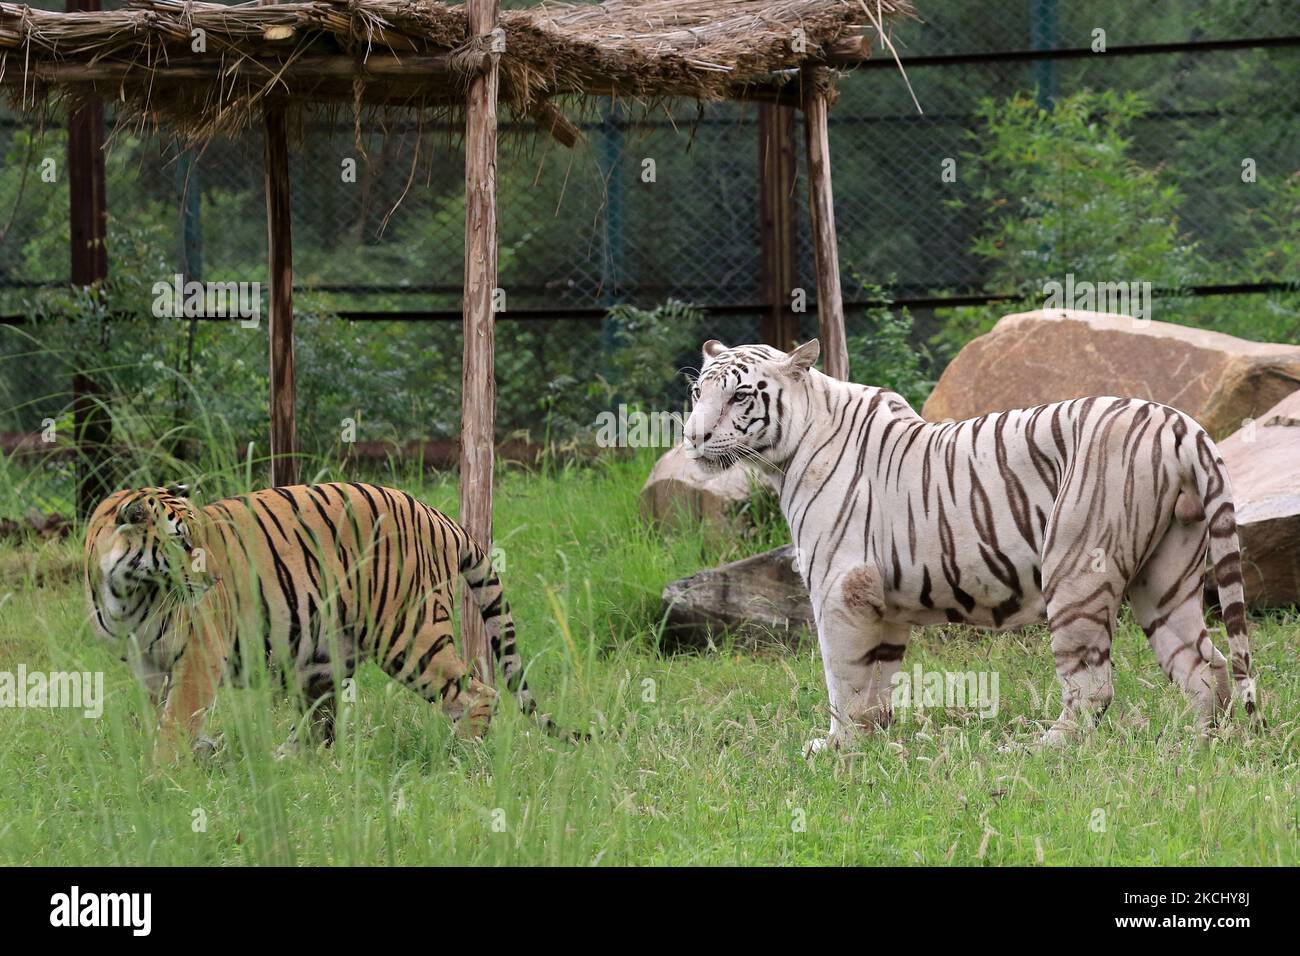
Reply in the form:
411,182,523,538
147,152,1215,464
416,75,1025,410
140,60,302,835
788,339,820,372
702,339,728,360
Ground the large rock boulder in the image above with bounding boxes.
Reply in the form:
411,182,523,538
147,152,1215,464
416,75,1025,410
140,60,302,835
661,545,813,648
639,444,773,533
1219,392,1300,608
923,310,1300,439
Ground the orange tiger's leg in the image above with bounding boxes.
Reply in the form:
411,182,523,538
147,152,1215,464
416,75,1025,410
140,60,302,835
379,591,498,739
154,604,229,765
276,673,348,758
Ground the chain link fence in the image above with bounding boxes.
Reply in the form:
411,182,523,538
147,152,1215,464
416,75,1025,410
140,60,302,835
1,0,1297,445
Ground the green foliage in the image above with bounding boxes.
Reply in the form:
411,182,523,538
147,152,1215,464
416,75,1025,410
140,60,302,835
966,90,1200,292
933,90,1200,361
2,69,1295,456
730,471,789,550
1241,172,1300,278
845,283,933,409
0,126,634,450
602,298,705,412
932,89,1299,361
1190,170,1300,343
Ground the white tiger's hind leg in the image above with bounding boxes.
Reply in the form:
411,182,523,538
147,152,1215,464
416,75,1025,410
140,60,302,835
805,565,909,757
1127,519,1231,733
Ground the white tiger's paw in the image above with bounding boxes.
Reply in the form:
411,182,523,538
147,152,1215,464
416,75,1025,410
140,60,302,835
1038,724,1077,749
802,737,829,759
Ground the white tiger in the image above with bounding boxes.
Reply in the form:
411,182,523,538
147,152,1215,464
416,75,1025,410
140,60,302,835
682,339,1260,753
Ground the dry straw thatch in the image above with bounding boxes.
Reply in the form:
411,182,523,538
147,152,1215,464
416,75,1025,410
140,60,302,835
0,0,913,140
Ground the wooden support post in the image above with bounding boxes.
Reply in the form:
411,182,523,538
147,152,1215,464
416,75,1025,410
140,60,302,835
459,0,501,681
261,0,297,488
801,65,849,381
758,103,799,353
263,103,298,486
67,0,110,520
170,150,203,460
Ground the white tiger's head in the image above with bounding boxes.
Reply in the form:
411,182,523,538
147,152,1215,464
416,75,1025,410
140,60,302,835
683,338,820,470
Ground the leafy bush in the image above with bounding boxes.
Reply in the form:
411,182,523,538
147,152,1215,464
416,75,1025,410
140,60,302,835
932,88,1299,362
601,299,705,412
933,89,1201,361
845,283,933,409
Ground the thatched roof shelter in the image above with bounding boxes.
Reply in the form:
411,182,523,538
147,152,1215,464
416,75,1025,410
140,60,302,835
1,0,913,140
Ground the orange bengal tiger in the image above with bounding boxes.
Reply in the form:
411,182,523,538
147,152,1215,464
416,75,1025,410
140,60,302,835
85,482,573,763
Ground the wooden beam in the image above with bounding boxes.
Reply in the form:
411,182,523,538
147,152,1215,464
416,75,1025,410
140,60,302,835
800,65,849,381
459,0,500,682
67,0,111,520
729,81,802,108
0,53,473,85
524,98,582,148
261,2,297,487
0,54,855,112
758,103,799,353
823,34,873,64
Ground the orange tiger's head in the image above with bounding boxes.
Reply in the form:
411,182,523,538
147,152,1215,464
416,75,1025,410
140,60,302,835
84,486,211,639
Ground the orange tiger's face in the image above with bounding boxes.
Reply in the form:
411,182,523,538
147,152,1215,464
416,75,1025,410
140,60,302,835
86,487,208,600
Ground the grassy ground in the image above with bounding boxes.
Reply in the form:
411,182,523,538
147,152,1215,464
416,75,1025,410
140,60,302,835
0,452,1295,865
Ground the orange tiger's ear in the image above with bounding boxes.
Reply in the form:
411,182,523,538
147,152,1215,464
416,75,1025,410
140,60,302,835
118,500,147,526
165,483,198,504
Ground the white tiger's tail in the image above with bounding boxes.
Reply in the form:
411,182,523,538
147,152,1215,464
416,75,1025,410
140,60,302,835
457,537,587,740
1183,428,1259,718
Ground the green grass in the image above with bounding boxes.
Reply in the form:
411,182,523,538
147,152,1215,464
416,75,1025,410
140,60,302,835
0,452,1296,865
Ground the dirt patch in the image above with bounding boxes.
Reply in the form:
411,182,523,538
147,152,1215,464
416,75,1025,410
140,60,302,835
0,509,73,543
841,565,884,614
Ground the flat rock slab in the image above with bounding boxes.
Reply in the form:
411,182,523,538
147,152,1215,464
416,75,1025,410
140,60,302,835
1220,391,1300,608
662,545,814,648
922,310,1300,439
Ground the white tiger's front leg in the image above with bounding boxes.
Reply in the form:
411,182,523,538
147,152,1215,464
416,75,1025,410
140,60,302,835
804,564,909,757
